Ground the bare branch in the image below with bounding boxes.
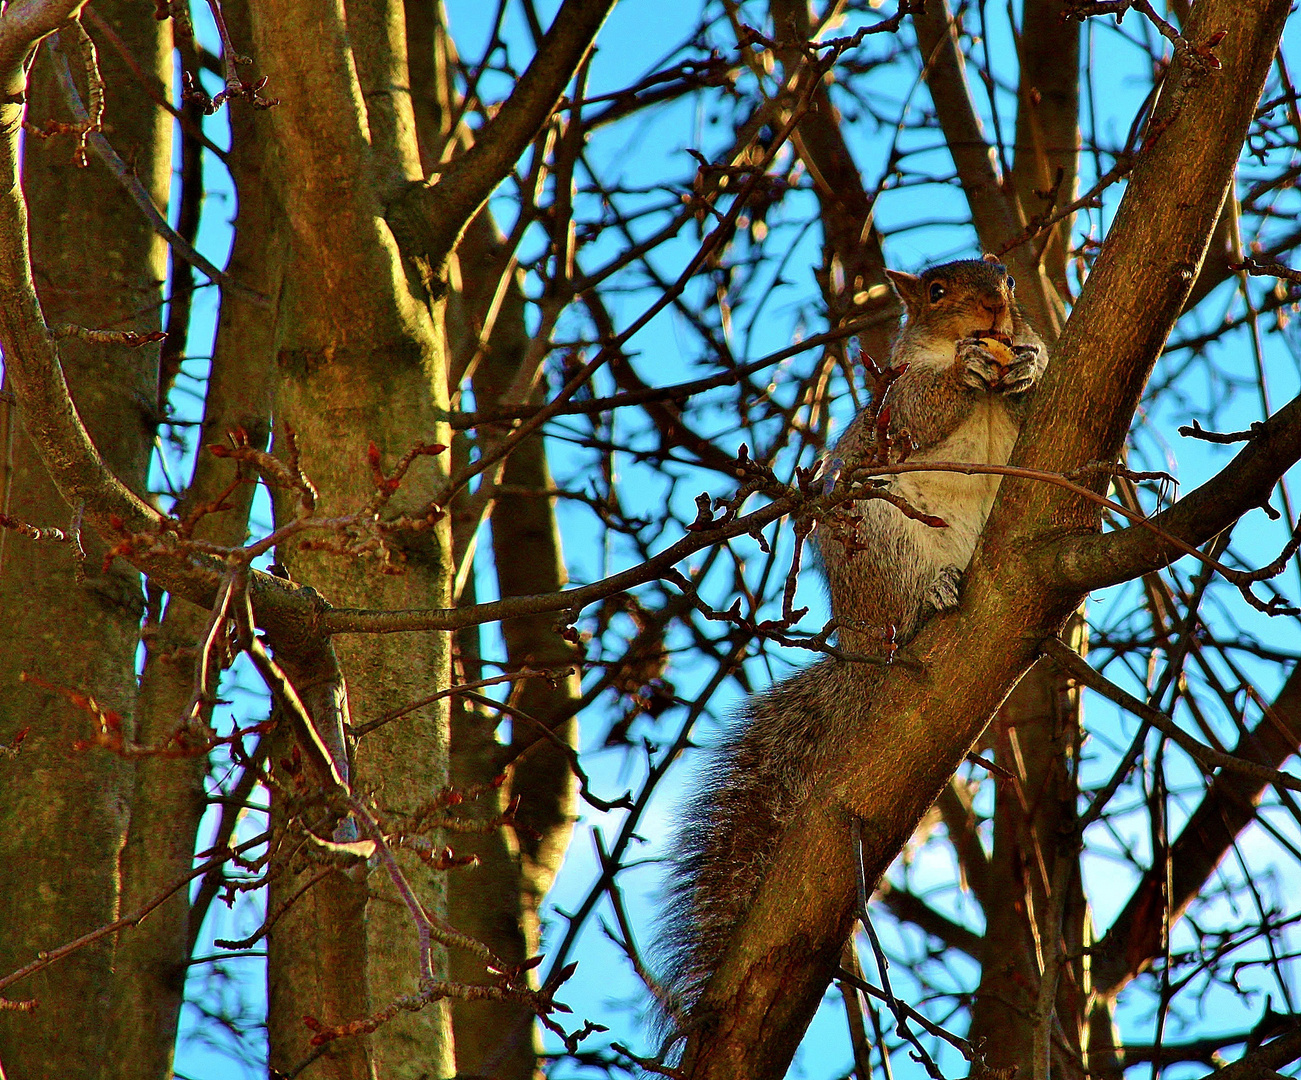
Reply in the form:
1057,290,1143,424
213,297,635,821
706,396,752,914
1044,637,1301,792
391,0,617,267
1053,393,1301,594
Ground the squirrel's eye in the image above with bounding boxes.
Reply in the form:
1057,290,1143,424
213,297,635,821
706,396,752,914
928,282,946,303
1006,274,1016,291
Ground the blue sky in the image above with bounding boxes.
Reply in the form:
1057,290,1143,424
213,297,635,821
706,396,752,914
157,2,1301,1077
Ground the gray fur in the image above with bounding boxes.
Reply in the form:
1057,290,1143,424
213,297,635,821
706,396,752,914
657,259,1046,1032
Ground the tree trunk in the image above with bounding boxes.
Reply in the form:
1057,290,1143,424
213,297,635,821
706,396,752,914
0,5,170,1076
103,12,283,1072
441,210,583,1079
968,7,1091,1070
245,0,455,1072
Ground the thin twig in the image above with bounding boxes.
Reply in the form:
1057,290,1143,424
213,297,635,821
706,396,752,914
852,819,948,1079
44,36,267,305
1042,637,1301,792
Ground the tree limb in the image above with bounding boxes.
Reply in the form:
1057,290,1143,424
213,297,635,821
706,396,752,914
1043,637,1301,792
1051,393,1301,594
390,0,617,269
913,0,1062,335
1091,661,1301,996
0,0,87,90
1210,1028,1301,1080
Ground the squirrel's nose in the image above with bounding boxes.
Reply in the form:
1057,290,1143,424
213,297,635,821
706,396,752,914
977,296,1012,329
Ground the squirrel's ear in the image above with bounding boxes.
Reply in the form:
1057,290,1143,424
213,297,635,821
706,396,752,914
885,269,924,315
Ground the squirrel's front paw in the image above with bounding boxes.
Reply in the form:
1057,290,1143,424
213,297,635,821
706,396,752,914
998,344,1045,394
958,338,1044,393
958,339,1005,390
924,566,963,613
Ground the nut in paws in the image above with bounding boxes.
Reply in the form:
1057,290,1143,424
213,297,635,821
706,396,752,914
958,337,1010,389
999,344,1043,393
959,336,1041,392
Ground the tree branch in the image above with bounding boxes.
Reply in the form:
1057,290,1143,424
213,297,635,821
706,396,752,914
1210,1028,1301,1080
0,38,162,545
1009,1,1081,293
912,0,1061,334
390,0,616,269
1091,661,1301,996
1043,637,1301,792
874,878,983,959
1051,393,1301,594
0,0,86,90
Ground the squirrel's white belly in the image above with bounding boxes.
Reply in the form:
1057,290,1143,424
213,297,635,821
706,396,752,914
890,397,1019,573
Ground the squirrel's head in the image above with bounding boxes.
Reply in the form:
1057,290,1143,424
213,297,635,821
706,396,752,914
885,256,1017,341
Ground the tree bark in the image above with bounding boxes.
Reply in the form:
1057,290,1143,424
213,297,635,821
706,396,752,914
968,6,1092,1073
103,4,282,1072
0,5,169,1076
245,0,453,1073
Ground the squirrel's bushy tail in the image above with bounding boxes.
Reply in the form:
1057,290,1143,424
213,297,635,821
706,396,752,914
655,657,875,1031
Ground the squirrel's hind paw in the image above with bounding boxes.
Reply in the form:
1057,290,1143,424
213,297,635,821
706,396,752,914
925,566,963,613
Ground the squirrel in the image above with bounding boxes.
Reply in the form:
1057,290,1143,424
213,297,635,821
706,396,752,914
657,257,1047,1031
